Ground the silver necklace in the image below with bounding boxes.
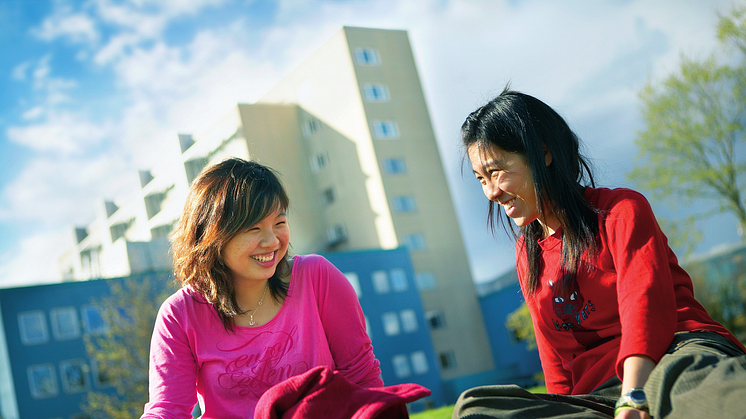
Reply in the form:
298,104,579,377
248,284,269,326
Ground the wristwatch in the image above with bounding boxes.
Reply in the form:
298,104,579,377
615,388,649,416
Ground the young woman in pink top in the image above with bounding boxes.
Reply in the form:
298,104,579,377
453,87,746,419
141,158,382,418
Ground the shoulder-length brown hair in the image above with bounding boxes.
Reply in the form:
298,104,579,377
170,158,291,330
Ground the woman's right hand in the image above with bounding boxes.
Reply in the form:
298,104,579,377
615,407,651,419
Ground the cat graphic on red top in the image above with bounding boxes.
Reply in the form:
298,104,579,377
549,276,607,349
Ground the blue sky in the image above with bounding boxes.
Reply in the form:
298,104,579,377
0,0,740,287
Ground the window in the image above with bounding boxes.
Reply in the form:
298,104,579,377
27,364,58,398
411,351,429,374
415,272,437,290
343,272,362,297
60,359,90,393
302,117,321,138
426,310,446,329
355,48,380,65
310,152,329,173
363,84,390,102
390,269,408,292
383,158,407,174
400,309,418,333
50,307,80,341
392,354,411,378
365,316,372,339
326,223,347,246
402,234,426,250
151,224,173,239
144,192,164,219
81,305,108,335
321,187,337,206
372,121,399,139
439,351,457,370
184,157,207,184
18,311,48,345
90,359,112,388
392,196,417,213
372,270,390,294
381,312,400,336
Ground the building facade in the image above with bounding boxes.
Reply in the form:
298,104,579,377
59,26,494,382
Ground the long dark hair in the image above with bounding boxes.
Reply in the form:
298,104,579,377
170,158,291,330
461,87,598,296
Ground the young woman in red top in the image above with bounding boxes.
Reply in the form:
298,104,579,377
454,87,746,419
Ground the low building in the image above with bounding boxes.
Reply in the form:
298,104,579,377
438,268,542,400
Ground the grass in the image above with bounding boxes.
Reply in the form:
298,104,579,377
409,385,547,419
410,404,454,419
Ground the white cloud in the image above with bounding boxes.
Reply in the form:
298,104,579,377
0,229,74,287
27,55,78,107
21,106,44,120
0,155,135,226
6,112,112,154
31,5,99,44
11,62,31,81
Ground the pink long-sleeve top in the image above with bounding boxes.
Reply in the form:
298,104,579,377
141,254,383,419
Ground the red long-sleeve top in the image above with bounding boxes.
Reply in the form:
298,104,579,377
517,187,745,395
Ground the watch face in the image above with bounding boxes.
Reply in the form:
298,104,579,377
629,389,646,404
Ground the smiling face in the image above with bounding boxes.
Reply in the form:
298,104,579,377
222,207,290,284
468,143,543,229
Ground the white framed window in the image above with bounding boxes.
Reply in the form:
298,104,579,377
402,233,427,250
415,272,437,290
81,305,108,335
411,351,430,374
327,223,348,246
310,151,329,173
355,48,380,65
363,84,390,102
392,354,411,378
321,187,337,206
372,121,399,139
302,117,321,138
27,364,58,398
392,196,417,213
18,311,48,345
90,359,112,388
381,312,400,336
439,351,457,370
372,270,390,294
365,316,372,339
50,307,80,341
60,359,90,393
390,269,408,292
400,309,418,333
426,310,446,329
383,158,407,174
343,272,362,297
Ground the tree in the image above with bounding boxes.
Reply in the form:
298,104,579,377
506,302,537,350
81,273,175,419
629,4,746,251
685,248,746,343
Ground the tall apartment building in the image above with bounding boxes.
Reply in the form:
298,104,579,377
60,26,494,381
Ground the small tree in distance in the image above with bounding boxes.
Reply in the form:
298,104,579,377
82,273,175,419
629,4,746,254
506,302,537,351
